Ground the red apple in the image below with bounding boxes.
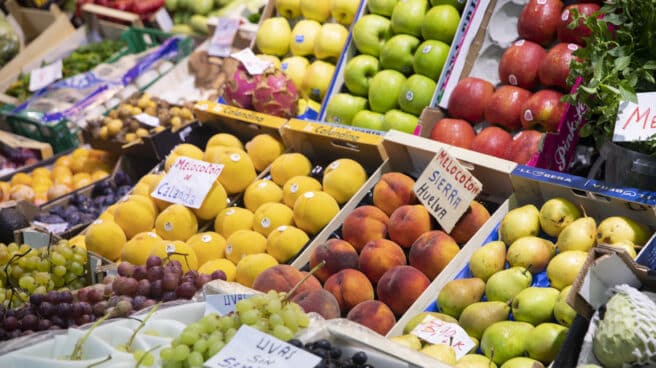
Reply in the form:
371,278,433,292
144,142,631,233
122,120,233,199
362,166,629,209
557,3,601,45
484,86,532,131
520,90,565,132
498,40,547,90
518,0,564,46
448,78,495,124
539,43,579,91
505,130,544,164
471,126,513,159
430,118,476,149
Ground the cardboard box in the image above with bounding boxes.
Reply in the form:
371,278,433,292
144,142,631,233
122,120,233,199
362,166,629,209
194,100,288,142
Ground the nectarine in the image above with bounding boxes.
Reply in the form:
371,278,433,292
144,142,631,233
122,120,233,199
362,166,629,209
309,239,359,282
388,205,432,248
372,172,417,216
341,206,389,252
409,230,460,279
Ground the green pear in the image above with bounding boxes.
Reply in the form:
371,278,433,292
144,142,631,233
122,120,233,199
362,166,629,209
499,205,541,245
596,216,651,246
554,285,577,327
481,321,534,365
557,216,597,252
512,287,560,325
470,241,507,281
506,236,555,274
546,250,588,290
437,278,486,319
421,344,457,365
539,198,582,237
459,301,511,339
485,267,532,302
403,311,458,334
500,357,545,368
455,354,498,368
608,239,638,259
526,323,568,364
389,334,422,350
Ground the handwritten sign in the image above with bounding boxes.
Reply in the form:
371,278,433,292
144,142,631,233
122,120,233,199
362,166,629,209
411,315,476,360
231,49,270,75
32,221,68,234
413,148,482,233
134,113,160,127
205,294,254,316
613,92,656,142
209,17,240,57
151,157,223,209
29,60,63,92
204,325,321,368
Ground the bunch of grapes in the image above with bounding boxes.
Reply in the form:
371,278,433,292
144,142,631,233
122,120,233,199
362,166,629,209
290,339,375,368
159,291,311,367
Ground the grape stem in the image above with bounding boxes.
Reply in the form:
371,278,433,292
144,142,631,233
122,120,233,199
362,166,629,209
126,302,161,352
3,248,32,309
166,251,192,272
86,354,111,368
284,260,325,302
134,344,160,368
70,313,111,360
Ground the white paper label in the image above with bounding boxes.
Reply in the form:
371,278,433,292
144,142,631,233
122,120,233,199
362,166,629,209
204,325,321,368
413,148,483,233
151,157,224,209
32,221,68,234
134,113,160,127
29,59,63,92
209,17,240,57
231,49,271,75
155,8,174,32
411,315,476,360
205,294,254,316
613,92,656,142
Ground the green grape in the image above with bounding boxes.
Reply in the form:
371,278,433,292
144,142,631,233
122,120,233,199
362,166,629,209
250,295,266,307
254,319,268,332
34,272,50,285
10,265,24,279
51,264,65,277
282,309,298,330
187,351,204,367
36,258,50,272
73,246,87,256
173,345,190,361
240,309,260,325
0,247,8,264
206,341,224,358
269,313,283,327
218,316,234,331
7,243,18,253
59,246,73,259
51,252,66,266
225,328,237,342
298,312,310,328
266,298,282,314
69,280,85,290
134,350,155,367
171,337,182,347
18,244,30,253
160,347,175,361
193,339,208,354
272,325,294,341
18,275,36,292
180,330,200,345
70,261,85,276
235,298,254,314
208,330,223,343
64,272,77,283
17,255,29,269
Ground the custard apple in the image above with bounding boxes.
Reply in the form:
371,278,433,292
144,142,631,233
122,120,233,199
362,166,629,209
592,284,656,368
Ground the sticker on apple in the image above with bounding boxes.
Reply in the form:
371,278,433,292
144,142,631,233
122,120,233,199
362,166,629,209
508,74,518,86
561,10,570,21
422,45,432,54
524,109,534,122
568,44,579,51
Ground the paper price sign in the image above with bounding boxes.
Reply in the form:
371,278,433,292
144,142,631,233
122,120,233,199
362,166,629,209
204,325,321,368
613,92,656,142
209,17,240,57
205,294,254,316
134,113,160,127
413,148,482,233
411,315,476,360
29,59,63,92
151,157,223,209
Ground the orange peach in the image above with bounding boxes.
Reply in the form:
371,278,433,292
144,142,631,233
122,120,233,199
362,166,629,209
309,239,359,282
409,230,460,280
377,265,430,316
341,206,389,252
450,201,491,244
252,265,322,297
358,239,407,284
388,205,432,248
373,172,417,216
323,269,374,313
346,300,397,336
291,289,341,319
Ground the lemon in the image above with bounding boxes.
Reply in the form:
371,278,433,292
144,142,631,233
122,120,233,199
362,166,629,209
113,199,156,240
235,253,278,287
253,202,294,237
266,225,310,263
150,241,198,272
293,191,340,235
85,220,127,261
31,167,50,178
122,232,162,265
322,158,367,204
124,194,158,217
214,207,254,238
198,258,237,281
165,144,204,171
206,148,257,195
155,204,198,241
282,176,322,208
206,133,244,150
270,153,312,186
225,230,267,264
243,179,283,212
187,232,227,267
245,134,285,172
192,180,228,221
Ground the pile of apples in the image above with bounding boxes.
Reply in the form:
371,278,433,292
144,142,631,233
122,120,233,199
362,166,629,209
255,0,362,104
325,0,463,133
432,0,600,164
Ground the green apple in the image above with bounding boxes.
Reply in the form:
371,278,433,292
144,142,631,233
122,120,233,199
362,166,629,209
431,0,465,12
302,60,335,102
398,74,436,115
413,40,450,80
382,109,419,133
391,0,428,37
352,15,392,57
276,0,301,18
352,110,385,130
300,0,331,22
281,56,310,90
290,20,322,56
368,69,406,113
314,23,349,60
256,17,291,56
380,34,421,75
367,0,399,16
325,93,368,125
422,5,461,44
344,55,380,97
331,0,361,26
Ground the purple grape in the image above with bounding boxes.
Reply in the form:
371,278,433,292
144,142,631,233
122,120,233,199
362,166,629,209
39,302,54,317
166,260,182,270
195,274,211,289
58,291,73,304
37,319,51,331
184,270,199,279
117,262,135,277
57,303,72,318
3,316,17,331
123,278,138,296
147,266,163,282
132,295,147,310
137,279,151,296
210,270,227,281
4,310,15,318
71,303,83,316
76,288,89,302
79,302,93,315
175,282,196,299
116,300,133,317
8,330,20,339
108,296,120,307
93,301,108,317
133,266,147,280
0,329,7,340
51,315,66,328
146,256,162,268
29,293,44,306
88,287,104,304
75,314,91,326
21,314,38,331
161,291,177,302
141,299,156,309
162,272,179,291
150,280,163,299
45,291,58,304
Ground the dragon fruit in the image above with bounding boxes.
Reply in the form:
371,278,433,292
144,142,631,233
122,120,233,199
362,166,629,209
252,68,299,118
223,64,258,110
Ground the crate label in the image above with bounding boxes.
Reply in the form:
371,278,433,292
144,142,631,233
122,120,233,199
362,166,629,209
411,315,476,360
210,102,286,128
204,325,320,368
135,113,160,127
151,157,223,209
205,294,254,316
32,221,68,234
231,48,270,75
209,17,240,57
155,8,174,32
29,59,63,92
613,92,656,142
413,148,482,233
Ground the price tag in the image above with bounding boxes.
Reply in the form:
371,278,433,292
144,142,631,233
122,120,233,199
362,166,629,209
413,148,482,233
613,92,656,142
32,221,68,234
209,17,240,57
29,60,63,92
204,325,321,368
134,113,160,127
154,8,174,32
411,315,476,360
151,157,224,209
231,49,270,75
205,294,254,316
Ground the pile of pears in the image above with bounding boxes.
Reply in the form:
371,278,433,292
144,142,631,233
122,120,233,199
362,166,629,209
390,197,652,367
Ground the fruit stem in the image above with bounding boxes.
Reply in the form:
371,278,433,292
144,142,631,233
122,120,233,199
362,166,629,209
166,251,192,273
284,260,325,302
135,345,160,368
126,302,161,353
71,313,111,360
580,204,588,218
523,265,532,276
86,354,111,368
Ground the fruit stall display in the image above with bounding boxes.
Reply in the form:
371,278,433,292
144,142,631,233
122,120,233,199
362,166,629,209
166,0,267,36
